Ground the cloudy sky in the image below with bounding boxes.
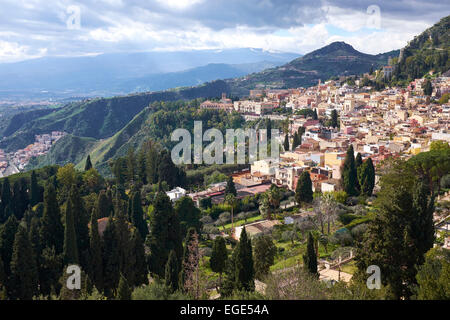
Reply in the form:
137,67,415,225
0,0,448,63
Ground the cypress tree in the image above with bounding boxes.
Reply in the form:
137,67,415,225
0,178,12,223
341,145,358,196
292,132,301,150
10,226,38,300
174,196,202,236
126,147,136,184
165,250,179,293
220,247,237,297
210,236,228,288
145,143,159,185
355,152,363,193
137,148,147,185
411,181,435,265
84,155,93,171
303,232,318,276
102,218,120,298
40,184,64,254
253,235,277,280
283,133,290,151
147,191,182,278
0,255,4,289
89,208,103,292
358,158,376,196
225,175,237,196
12,178,29,220
68,185,89,269
131,229,148,287
96,190,112,218
179,227,197,290
131,192,148,239
330,109,339,128
423,80,432,96
295,171,313,205
312,109,318,120
38,246,63,298
355,152,363,169
63,200,79,265
116,274,131,300
235,227,254,292
115,211,135,285
0,215,19,277
30,170,40,206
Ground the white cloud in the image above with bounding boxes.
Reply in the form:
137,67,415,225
0,0,447,62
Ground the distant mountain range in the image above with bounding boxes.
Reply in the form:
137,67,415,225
0,48,298,99
227,41,399,95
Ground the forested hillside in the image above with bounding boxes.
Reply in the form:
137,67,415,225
0,80,231,152
392,15,449,81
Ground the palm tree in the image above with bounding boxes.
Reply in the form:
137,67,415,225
267,185,282,214
225,194,237,230
259,193,272,220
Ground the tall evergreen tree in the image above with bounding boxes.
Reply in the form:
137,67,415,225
40,184,64,254
411,181,435,266
96,190,112,218
423,79,432,96
341,145,358,196
12,178,29,220
68,185,89,269
210,236,228,288
303,232,318,276
0,178,12,223
295,171,313,205
10,226,38,300
147,192,178,278
89,208,103,292
358,157,376,196
225,175,237,196
115,211,135,285
330,109,339,128
292,132,301,150
116,274,131,300
0,215,18,279
283,133,290,151
235,227,254,292
253,235,277,280
174,196,202,236
30,170,40,206
84,155,93,171
126,147,136,183
137,148,147,185
179,228,197,291
130,192,148,239
102,218,120,298
63,200,79,265
355,152,363,193
355,174,435,299
0,255,4,290
165,250,179,293
131,229,148,287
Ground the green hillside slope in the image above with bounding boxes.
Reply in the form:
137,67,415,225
392,15,449,81
0,80,231,152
